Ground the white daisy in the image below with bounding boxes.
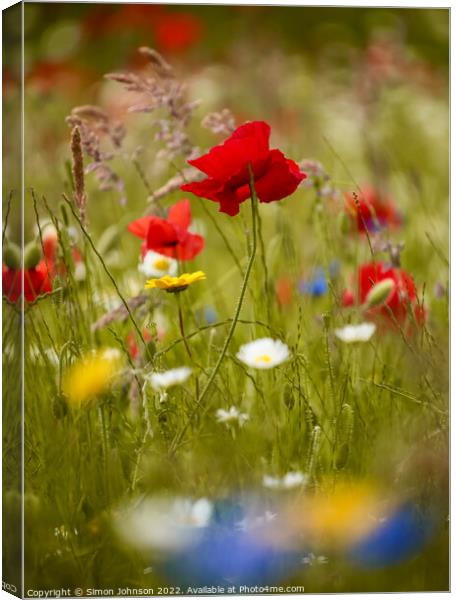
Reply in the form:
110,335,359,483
139,250,177,278
147,367,192,396
114,496,212,552
263,471,307,490
216,406,249,427
334,322,376,344
236,338,290,370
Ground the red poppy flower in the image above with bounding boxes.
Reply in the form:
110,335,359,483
181,121,306,216
345,186,402,233
342,262,425,327
155,13,203,53
2,261,52,304
128,199,204,261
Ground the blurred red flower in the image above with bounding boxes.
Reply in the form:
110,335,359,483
182,121,306,216
26,60,92,95
2,261,52,304
275,276,293,307
342,262,425,327
345,187,402,233
155,13,203,53
128,199,204,260
83,4,164,37
127,329,152,361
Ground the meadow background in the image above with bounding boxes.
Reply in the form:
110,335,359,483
2,3,449,594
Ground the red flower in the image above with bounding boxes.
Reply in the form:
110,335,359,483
127,329,152,361
128,199,204,261
26,61,92,95
342,262,425,327
82,4,165,38
2,261,52,304
155,13,203,53
345,186,402,233
275,276,293,307
181,121,306,216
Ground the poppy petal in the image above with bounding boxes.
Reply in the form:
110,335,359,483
181,178,223,202
176,233,205,260
188,121,271,180
146,217,179,250
128,216,154,239
254,150,306,203
168,199,192,230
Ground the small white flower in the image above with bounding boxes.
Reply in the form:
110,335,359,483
334,322,376,343
216,406,249,427
263,471,307,490
139,250,177,278
236,338,290,369
114,496,212,552
147,367,192,392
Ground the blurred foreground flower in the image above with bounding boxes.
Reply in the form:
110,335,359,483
236,338,290,369
114,496,213,553
128,200,204,261
348,502,437,568
161,498,300,587
334,322,376,343
139,250,177,278
62,349,122,407
286,481,385,548
145,271,206,293
342,262,425,328
182,121,306,216
345,187,402,233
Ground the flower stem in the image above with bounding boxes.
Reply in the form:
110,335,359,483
176,293,200,400
197,167,258,405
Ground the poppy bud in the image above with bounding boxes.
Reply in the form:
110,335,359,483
3,241,21,270
24,242,42,269
365,278,395,308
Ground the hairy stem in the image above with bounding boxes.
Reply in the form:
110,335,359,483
197,168,258,405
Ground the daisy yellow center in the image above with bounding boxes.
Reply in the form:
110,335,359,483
154,258,170,270
256,354,272,363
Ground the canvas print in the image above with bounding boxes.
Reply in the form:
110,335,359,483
2,2,449,596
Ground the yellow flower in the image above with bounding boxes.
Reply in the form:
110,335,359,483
284,480,389,548
62,349,122,407
144,271,206,293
